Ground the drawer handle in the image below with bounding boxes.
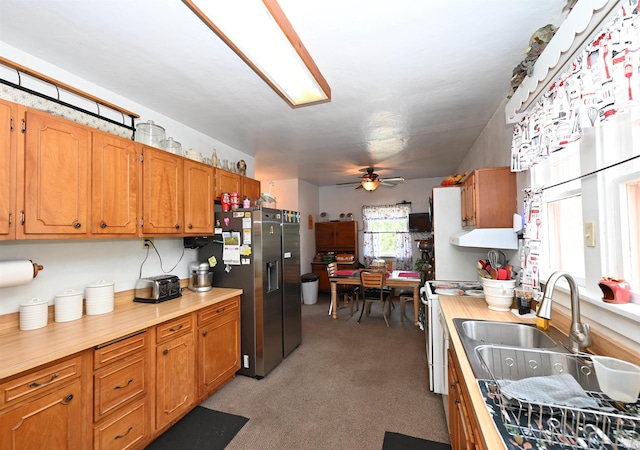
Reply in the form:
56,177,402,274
62,394,74,404
114,378,134,390
28,373,59,387
114,426,133,440
169,324,183,332
216,307,226,314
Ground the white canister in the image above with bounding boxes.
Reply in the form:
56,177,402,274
54,289,83,322
19,298,49,331
85,280,115,315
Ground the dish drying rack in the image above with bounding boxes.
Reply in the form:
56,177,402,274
477,346,640,449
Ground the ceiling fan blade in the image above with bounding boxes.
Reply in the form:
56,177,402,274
382,177,405,183
380,181,398,187
336,181,361,186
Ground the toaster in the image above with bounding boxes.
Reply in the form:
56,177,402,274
134,275,182,303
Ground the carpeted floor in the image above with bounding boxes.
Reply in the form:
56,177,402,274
199,292,451,449
145,406,248,450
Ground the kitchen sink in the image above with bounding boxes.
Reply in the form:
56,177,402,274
452,319,565,378
473,345,600,392
457,319,557,348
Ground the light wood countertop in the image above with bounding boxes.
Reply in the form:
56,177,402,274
0,287,242,380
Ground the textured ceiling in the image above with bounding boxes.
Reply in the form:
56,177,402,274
0,0,566,186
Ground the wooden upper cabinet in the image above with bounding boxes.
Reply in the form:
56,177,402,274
242,176,261,201
315,221,358,255
141,146,183,235
91,131,139,236
461,167,516,229
0,99,17,240
215,169,241,199
22,110,91,236
184,159,214,235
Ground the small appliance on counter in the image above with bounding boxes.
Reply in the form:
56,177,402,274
188,261,213,292
134,275,181,303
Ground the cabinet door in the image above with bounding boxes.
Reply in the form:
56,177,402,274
91,132,138,235
23,110,90,236
142,146,183,234
242,176,261,200
197,306,240,398
0,99,16,240
216,169,241,198
0,379,83,450
315,222,335,249
184,159,214,235
334,221,357,249
155,333,194,430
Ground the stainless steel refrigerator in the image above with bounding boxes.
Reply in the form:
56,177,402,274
197,207,301,378
281,210,301,357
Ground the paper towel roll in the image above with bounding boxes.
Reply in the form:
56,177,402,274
0,260,43,288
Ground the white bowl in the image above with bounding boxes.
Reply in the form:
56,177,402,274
481,278,515,311
591,355,640,403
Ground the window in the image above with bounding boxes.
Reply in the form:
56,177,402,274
361,204,412,269
530,107,640,300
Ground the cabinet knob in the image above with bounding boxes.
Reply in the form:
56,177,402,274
203,331,208,337
62,394,74,404
100,222,107,228
188,224,193,229
175,224,180,229
163,349,169,356
73,222,81,229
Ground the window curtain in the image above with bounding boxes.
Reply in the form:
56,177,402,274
511,0,639,172
361,204,413,269
521,188,543,290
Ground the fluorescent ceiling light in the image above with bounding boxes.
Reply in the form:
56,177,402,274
361,180,380,191
183,0,331,107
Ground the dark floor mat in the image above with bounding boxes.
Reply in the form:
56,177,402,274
146,406,248,450
382,431,452,450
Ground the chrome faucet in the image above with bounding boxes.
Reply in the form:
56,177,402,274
536,271,592,353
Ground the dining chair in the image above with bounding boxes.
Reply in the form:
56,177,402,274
358,269,391,327
326,262,359,315
399,290,415,322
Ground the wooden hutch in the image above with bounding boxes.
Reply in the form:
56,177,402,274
311,221,359,292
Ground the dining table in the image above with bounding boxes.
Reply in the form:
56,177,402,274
329,269,422,326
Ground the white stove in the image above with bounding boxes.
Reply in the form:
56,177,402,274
422,280,482,395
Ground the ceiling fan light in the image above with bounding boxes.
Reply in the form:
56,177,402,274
361,180,380,191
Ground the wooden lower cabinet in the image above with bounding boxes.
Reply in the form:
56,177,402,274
0,353,89,450
155,316,195,431
197,298,241,400
448,347,485,450
93,333,149,449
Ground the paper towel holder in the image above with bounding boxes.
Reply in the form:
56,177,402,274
31,261,44,278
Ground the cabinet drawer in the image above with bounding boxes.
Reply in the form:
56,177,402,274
94,354,146,420
156,315,193,344
197,298,239,326
94,332,147,370
94,399,147,450
0,355,83,409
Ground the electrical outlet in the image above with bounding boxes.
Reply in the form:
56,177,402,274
585,222,596,247
142,238,154,250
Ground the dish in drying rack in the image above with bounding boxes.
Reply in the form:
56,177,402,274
433,282,459,289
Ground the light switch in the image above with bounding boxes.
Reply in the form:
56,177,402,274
585,222,596,247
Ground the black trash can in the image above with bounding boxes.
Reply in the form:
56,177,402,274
301,273,320,305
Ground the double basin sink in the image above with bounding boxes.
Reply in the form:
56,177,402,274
453,318,599,391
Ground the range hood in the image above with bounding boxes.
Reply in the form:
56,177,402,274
449,228,518,250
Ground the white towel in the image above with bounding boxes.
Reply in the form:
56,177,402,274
498,373,609,411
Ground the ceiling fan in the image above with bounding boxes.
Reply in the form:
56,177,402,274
336,168,405,191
